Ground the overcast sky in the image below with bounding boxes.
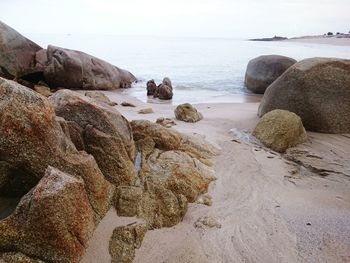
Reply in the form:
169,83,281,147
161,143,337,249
0,0,349,38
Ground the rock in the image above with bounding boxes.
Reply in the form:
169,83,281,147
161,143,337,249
0,167,95,263
197,194,213,206
33,85,52,97
162,77,172,88
194,216,221,229
57,117,86,151
121,101,136,107
85,91,117,106
258,58,350,133
146,80,157,96
0,21,42,79
0,252,45,263
114,186,143,217
253,109,307,152
138,108,154,114
245,55,296,94
156,117,176,128
51,89,136,186
43,45,136,90
175,103,203,123
120,120,217,228
0,78,113,218
109,223,147,263
157,84,173,100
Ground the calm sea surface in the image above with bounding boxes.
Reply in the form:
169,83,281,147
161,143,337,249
28,34,350,104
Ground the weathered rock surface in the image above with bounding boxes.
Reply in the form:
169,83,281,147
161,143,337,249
194,216,222,229
245,55,296,94
0,78,113,218
253,109,307,152
33,85,52,97
0,21,42,79
109,224,147,263
146,80,157,96
51,89,136,186
0,167,95,263
258,58,350,133
84,91,117,106
156,117,176,128
175,103,203,123
0,252,45,263
43,45,136,90
162,77,172,88
113,120,217,228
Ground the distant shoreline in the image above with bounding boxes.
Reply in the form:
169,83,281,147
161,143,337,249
249,34,350,46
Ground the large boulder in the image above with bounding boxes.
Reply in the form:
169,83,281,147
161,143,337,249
245,55,296,94
0,21,42,79
43,45,136,90
146,79,157,96
258,58,350,133
51,89,136,186
0,78,113,218
253,109,307,152
156,84,173,100
175,103,203,123
0,167,95,263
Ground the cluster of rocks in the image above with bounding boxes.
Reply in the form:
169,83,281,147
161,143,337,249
146,77,173,100
0,77,217,262
249,56,350,152
0,21,136,92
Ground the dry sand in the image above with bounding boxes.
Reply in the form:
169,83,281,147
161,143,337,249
285,35,350,46
81,91,350,263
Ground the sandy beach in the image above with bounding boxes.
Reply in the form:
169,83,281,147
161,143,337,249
285,35,350,46
81,91,350,263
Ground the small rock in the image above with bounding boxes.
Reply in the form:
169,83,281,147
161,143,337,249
85,91,117,106
121,101,136,107
194,216,221,229
253,109,307,152
33,85,52,97
109,223,147,263
138,108,154,114
146,80,157,96
197,194,213,206
156,117,176,128
175,103,203,123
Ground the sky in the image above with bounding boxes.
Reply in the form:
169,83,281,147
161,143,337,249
0,0,349,38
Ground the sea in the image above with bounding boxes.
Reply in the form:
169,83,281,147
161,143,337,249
28,34,350,104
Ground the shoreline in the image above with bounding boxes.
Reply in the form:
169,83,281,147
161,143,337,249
284,36,350,46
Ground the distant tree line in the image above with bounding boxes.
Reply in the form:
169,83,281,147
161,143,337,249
325,31,350,36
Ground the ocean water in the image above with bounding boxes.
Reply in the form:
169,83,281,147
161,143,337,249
28,34,350,104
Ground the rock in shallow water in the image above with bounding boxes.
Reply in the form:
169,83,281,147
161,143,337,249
253,109,307,153
258,57,350,133
245,55,296,94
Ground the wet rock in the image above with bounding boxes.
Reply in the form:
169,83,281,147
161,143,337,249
175,103,203,123
253,109,307,153
0,167,95,263
85,91,117,106
0,21,42,79
138,108,154,114
258,57,350,133
162,77,172,88
245,55,296,94
109,223,147,263
157,84,173,100
146,80,157,96
43,45,136,90
51,89,136,187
